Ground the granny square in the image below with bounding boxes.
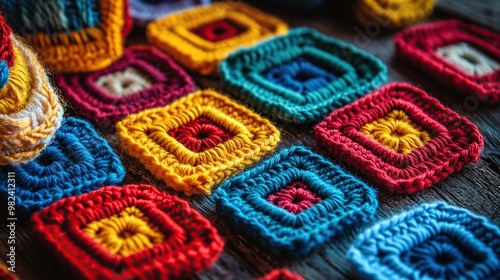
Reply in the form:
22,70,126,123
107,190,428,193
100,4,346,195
0,0,131,72
0,117,125,212
130,0,210,26
395,20,500,104
355,0,435,28
57,46,194,126
213,146,378,257
314,83,483,194
259,269,304,280
32,184,224,279
348,202,500,279
146,2,288,75
116,89,280,195
220,28,388,123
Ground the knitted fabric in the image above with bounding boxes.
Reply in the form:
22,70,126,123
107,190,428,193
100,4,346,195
116,89,280,195
259,269,304,280
213,146,378,257
31,184,224,279
146,2,288,75
57,46,195,127
0,0,131,72
355,0,436,28
347,202,500,280
395,20,500,104
220,28,388,123
130,0,211,26
0,35,63,165
314,83,483,194
0,117,125,213
0,13,14,90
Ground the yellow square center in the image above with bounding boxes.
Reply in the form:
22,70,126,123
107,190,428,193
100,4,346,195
83,206,165,257
360,110,431,154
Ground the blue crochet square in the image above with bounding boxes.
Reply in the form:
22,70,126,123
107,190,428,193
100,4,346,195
0,117,125,213
348,202,500,279
220,28,387,123
213,145,378,257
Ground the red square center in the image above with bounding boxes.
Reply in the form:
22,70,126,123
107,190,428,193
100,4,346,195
191,19,247,42
169,117,234,152
267,181,322,214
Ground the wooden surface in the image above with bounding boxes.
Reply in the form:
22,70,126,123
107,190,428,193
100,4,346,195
2,1,499,279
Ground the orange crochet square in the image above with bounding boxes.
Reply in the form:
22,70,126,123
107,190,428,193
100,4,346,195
116,90,281,195
146,2,288,75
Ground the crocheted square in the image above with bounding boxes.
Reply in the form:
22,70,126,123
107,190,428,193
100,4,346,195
116,89,280,195
314,83,483,194
0,117,125,212
130,0,210,26
220,28,388,123
57,46,194,126
32,184,224,279
347,202,500,279
395,20,500,104
0,0,131,72
213,146,378,257
355,0,435,28
259,269,304,280
146,2,288,75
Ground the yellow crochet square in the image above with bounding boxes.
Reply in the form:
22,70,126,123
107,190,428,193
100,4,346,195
23,0,127,72
355,0,435,28
116,89,281,195
146,2,288,75
360,109,431,154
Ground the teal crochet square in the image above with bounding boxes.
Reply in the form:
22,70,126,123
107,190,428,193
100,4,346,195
0,117,125,213
213,146,378,257
220,28,387,123
348,202,500,279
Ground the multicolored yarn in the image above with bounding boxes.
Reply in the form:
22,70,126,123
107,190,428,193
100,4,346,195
146,2,288,75
130,0,210,26
0,35,63,165
347,202,500,279
314,83,483,194
31,184,224,279
57,46,195,127
395,20,500,104
213,146,378,257
0,0,131,72
116,89,280,195
0,117,125,213
220,28,388,123
259,269,304,280
355,0,436,28
0,13,14,90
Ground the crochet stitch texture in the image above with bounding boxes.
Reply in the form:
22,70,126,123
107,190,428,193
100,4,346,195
146,2,288,75
314,83,483,194
220,28,387,123
213,146,378,257
395,20,500,104
116,89,280,195
347,202,500,279
0,0,131,72
130,0,210,26
0,117,125,212
32,184,224,279
259,269,304,280
57,46,194,126
0,33,63,165
355,0,435,28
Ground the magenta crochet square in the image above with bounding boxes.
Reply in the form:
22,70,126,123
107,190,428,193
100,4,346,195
57,46,195,126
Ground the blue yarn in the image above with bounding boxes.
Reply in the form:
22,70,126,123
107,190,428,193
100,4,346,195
213,145,378,258
347,202,500,280
220,28,388,123
263,0,325,11
130,0,211,26
0,117,126,213
0,60,9,89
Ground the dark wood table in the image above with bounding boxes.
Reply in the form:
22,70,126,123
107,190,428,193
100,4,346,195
2,1,499,279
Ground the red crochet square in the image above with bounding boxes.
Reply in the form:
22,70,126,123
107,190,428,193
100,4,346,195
31,185,224,279
395,20,500,104
57,45,195,126
191,19,247,42
314,83,483,194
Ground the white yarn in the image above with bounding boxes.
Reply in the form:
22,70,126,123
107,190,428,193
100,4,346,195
95,67,153,97
436,42,500,76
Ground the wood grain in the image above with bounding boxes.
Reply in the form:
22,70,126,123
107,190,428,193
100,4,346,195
1,1,499,279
